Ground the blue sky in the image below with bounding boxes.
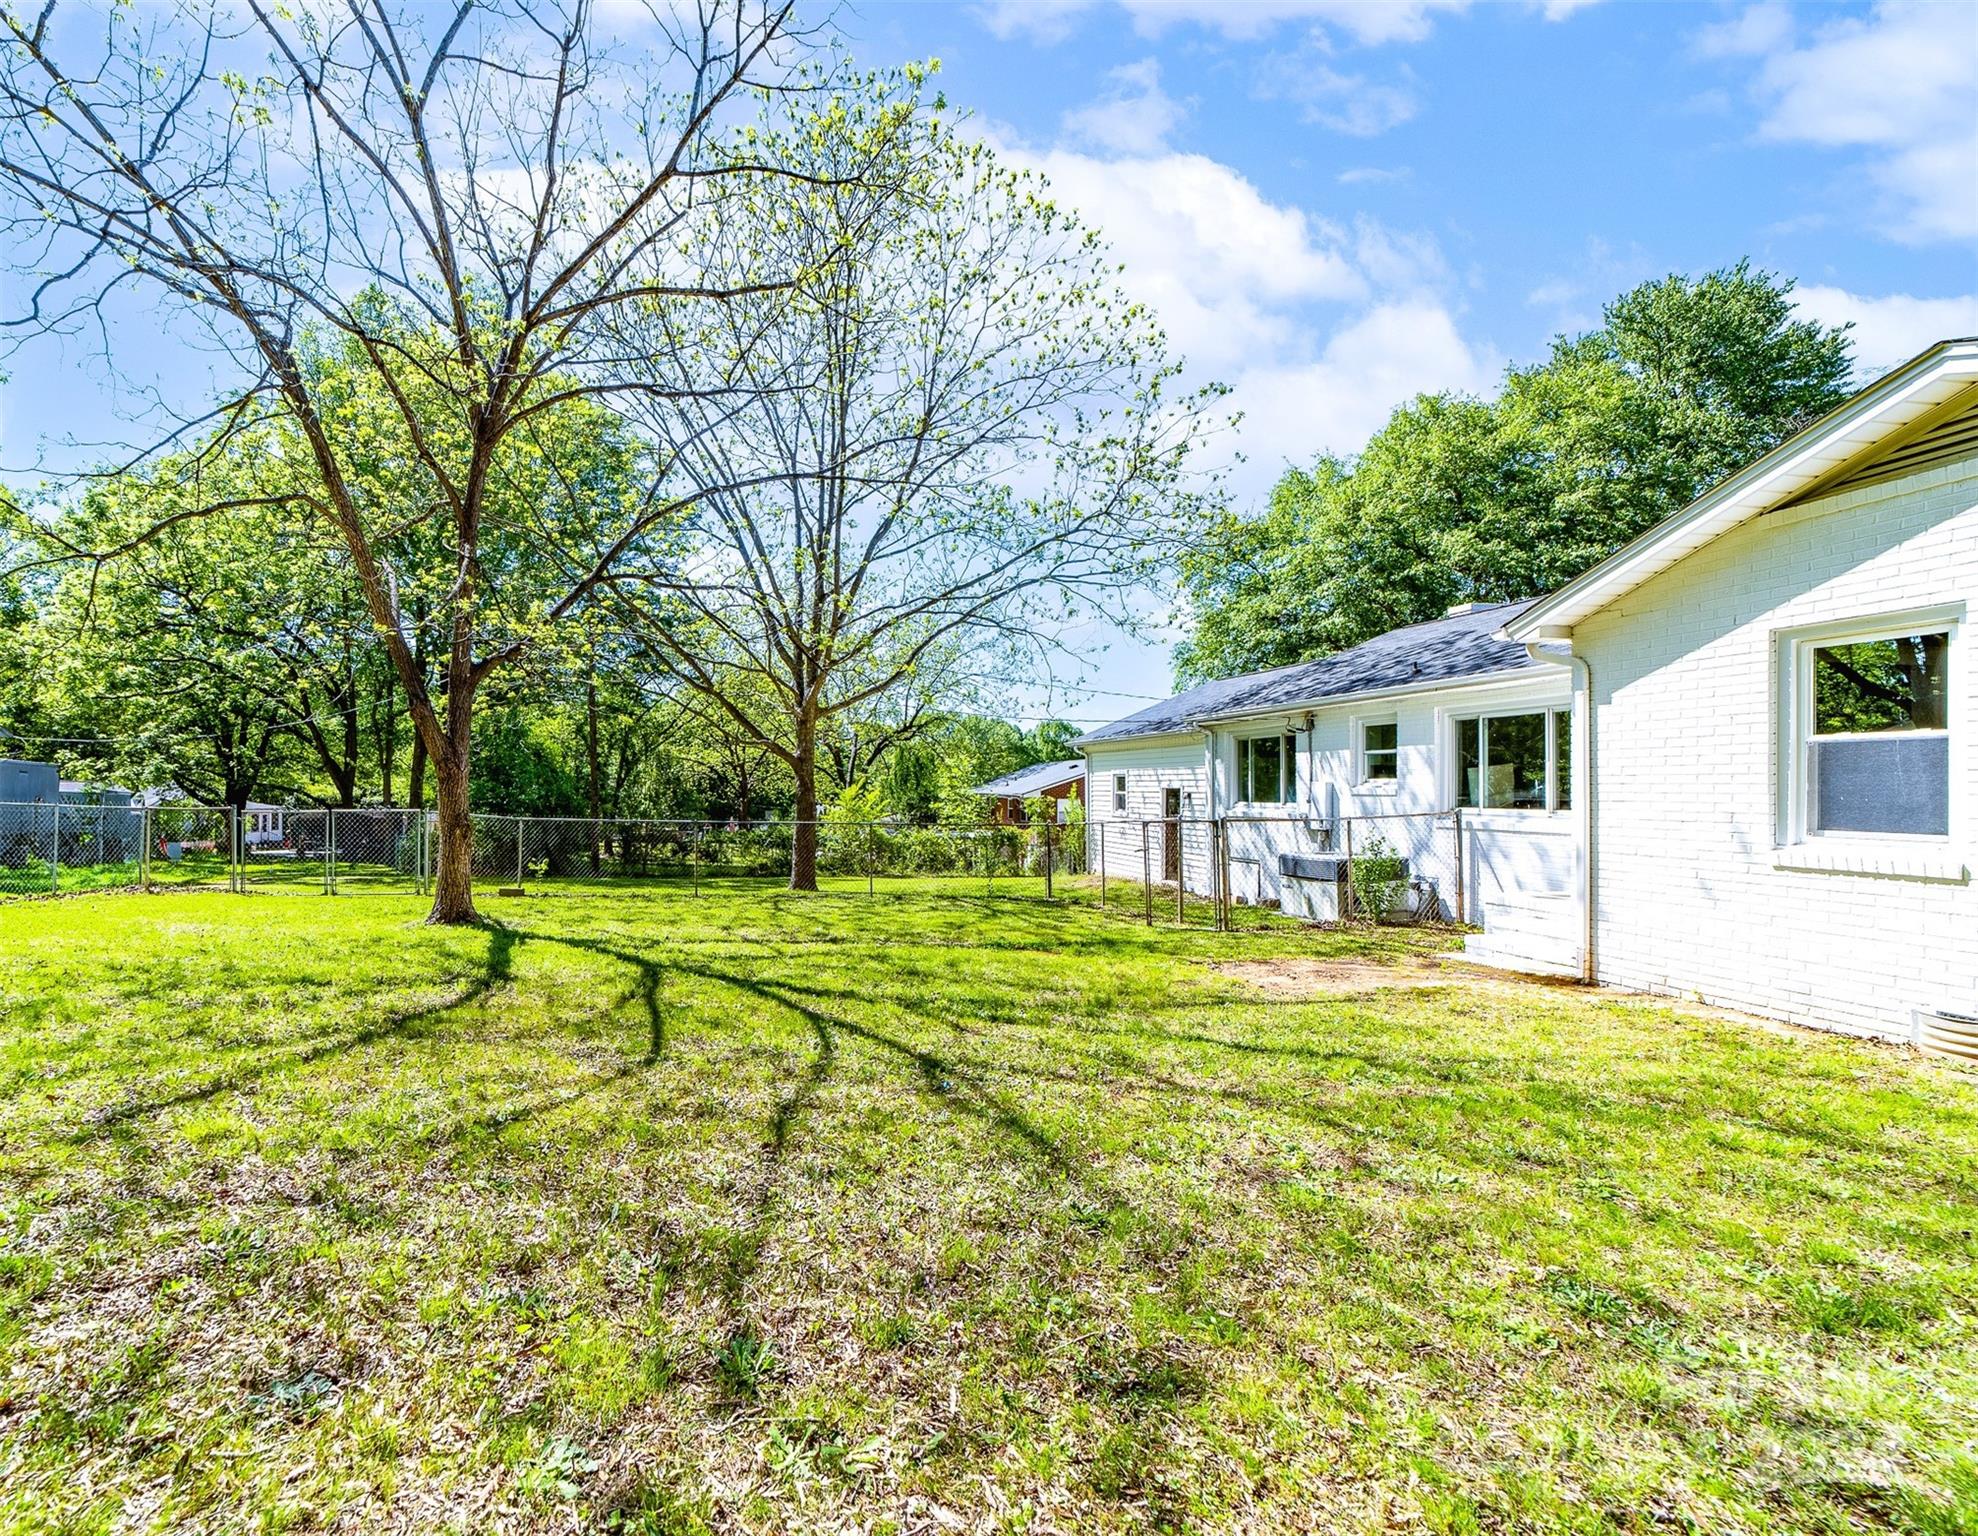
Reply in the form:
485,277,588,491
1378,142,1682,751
3,0,1974,728
836,0,1978,722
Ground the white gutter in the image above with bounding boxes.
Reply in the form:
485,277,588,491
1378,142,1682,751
1522,638,1595,983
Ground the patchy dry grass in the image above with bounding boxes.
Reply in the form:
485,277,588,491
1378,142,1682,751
2,882,1976,1535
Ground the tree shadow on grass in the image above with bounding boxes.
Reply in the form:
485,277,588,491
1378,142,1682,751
73,923,519,1141
505,927,668,1061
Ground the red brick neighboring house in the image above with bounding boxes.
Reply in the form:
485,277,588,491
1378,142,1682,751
972,759,1085,826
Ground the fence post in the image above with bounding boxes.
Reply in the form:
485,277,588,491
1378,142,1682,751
1163,814,1178,921
1342,816,1354,925
1097,821,1106,909
49,802,59,894
1141,828,1152,926
1043,821,1054,899
140,806,150,892
691,825,701,897
231,807,241,894
1202,822,1218,929
323,809,334,895
866,824,875,897
1451,807,1464,924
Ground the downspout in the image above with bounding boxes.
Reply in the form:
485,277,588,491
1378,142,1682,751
1523,639,1596,984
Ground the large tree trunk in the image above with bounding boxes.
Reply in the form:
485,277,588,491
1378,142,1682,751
425,675,478,923
428,748,478,923
790,724,818,893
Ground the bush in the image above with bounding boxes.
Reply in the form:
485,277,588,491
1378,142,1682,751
1349,833,1409,924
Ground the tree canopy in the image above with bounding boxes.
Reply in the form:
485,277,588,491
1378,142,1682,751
1175,262,1856,682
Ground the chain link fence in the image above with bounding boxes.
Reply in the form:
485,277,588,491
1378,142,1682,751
1,800,1465,935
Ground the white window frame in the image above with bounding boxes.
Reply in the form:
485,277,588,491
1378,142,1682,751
1234,731,1298,806
1777,608,1961,857
1111,772,1127,814
1354,714,1399,789
1452,708,1571,814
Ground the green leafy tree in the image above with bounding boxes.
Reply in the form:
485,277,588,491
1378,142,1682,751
0,2,825,921
613,73,1221,889
1177,262,1855,680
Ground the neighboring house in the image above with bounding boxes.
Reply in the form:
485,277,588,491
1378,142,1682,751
1075,603,1579,952
135,787,288,849
59,779,134,808
0,757,58,804
0,762,141,865
1501,334,1978,1046
972,759,1085,825
241,803,288,848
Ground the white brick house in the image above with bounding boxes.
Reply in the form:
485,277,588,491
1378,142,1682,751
1077,603,1582,964
1504,335,1978,1044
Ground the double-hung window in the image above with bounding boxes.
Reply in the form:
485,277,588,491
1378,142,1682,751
1112,773,1128,813
1455,709,1572,811
1360,720,1398,783
1790,620,1952,841
1236,733,1298,804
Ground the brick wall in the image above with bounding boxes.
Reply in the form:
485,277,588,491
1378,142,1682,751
1576,455,1978,1039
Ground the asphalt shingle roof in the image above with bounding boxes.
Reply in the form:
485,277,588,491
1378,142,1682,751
1075,600,1539,746
971,759,1086,798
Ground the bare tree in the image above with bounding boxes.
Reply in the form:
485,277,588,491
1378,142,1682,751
611,77,1225,888
0,0,828,920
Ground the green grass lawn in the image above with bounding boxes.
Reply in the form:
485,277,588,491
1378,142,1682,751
2,883,1975,1534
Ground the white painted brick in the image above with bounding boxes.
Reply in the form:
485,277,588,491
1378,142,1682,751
1577,455,1978,1041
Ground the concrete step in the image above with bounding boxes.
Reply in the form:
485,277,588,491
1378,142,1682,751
1463,930,1582,977
1479,893,1579,935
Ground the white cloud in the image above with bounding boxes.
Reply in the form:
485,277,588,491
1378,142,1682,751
997,127,1492,503
1792,284,1978,377
1062,58,1186,154
1254,41,1419,135
1690,2,1792,60
1229,302,1500,492
977,0,1593,46
973,0,1092,44
1017,143,1367,373
1729,0,1978,243
1336,165,1411,185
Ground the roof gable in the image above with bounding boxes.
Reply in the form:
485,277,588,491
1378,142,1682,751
971,759,1085,798
1507,337,1978,640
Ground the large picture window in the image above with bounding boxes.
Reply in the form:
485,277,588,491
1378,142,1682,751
1796,624,1951,839
1237,733,1297,804
1455,709,1571,811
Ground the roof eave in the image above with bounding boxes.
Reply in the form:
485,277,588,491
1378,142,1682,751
1506,337,1978,640
1073,725,1208,751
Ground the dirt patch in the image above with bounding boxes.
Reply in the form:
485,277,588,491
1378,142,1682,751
1207,952,1600,1001
1206,956,1460,998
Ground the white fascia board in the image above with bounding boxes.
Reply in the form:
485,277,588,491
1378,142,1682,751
1076,727,1208,752
1504,338,1978,641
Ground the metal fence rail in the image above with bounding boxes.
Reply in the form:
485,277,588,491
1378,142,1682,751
0,800,1467,935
